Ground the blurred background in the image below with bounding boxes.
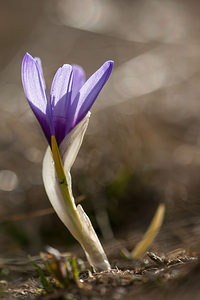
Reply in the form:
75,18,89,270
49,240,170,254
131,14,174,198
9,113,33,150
1,0,200,258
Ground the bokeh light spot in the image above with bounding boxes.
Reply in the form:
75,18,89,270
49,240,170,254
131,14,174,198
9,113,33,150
0,170,18,192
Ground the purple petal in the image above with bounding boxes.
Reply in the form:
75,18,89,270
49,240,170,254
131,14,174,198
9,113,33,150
35,57,46,90
70,61,113,129
50,64,73,145
71,65,85,101
21,53,51,144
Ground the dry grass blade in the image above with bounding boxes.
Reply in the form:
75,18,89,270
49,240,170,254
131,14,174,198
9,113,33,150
131,203,165,260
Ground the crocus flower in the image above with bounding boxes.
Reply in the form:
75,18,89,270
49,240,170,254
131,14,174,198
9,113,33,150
21,53,113,146
21,53,113,271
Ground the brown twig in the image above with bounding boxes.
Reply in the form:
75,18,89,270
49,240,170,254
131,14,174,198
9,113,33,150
0,195,85,223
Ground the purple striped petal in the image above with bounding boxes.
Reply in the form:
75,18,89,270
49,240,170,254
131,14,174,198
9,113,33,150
70,61,113,129
21,53,51,144
50,64,73,145
71,65,85,102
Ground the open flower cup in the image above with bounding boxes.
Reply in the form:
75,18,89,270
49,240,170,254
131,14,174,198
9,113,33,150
21,53,113,271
